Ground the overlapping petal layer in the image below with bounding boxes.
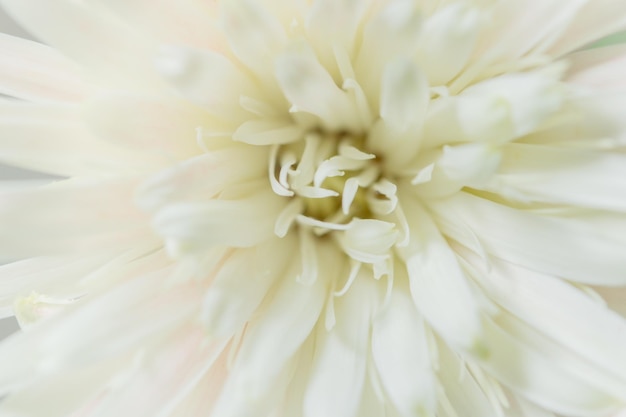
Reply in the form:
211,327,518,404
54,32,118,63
0,1,625,416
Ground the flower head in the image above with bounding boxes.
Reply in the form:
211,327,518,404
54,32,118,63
1,0,626,416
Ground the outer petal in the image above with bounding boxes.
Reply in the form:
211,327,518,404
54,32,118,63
397,189,483,351
436,341,496,417
136,146,267,212
430,192,626,286
153,185,287,254
92,0,224,49
0,179,155,258
87,325,228,417
0,353,131,417
0,0,163,89
476,315,624,417
303,272,374,417
0,102,166,176
566,44,626,89
463,254,626,398
0,34,91,102
0,268,196,393
200,235,295,338
488,142,626,211
0,254,115,318
82,93,215,160
455,0,586,90
371,278,436,417
212,240,332,415
548,0,626,56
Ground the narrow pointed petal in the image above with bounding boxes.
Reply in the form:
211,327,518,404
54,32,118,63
303,273,374,417
88,326,228,417
83,93,217,160
220,240,333,397
567,44,626,89
0,354,130,417
490,143,626,211
94,0,222,49
219,0,287,76
465,255,626,396
371,280,437,417
436,341,496,417
0,34,91,102
136,147,267,212
155,45,262,122
0,269,196,392
430,192,626,286
200,235,295,338
477,315,624,417
397,189,483,351
0,0,162,89
0,102,165,176
153,186,287,254
548,0,626,56
415,2,483,86
0,179,154,258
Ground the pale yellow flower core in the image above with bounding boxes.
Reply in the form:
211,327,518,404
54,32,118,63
275,129,389,223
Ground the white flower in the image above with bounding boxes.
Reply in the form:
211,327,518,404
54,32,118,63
1,0,626,416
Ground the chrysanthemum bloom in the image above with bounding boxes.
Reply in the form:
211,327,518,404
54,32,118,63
2,0,626,416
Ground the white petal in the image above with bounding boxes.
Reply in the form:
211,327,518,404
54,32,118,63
520,92,626,149
413,143,502,199
90,325,228,417
306,0,372,79
165,352,228,417
458,0,586,89
219,0,286,76
233,118,306,145
221,241,330,388
368,59,428,171
396,189,483,351
211,244,338,417
0,353,130,417
153,186,287,253
155,45,262,122
303,274,374,417
371,281,436,417
200,235,294,338
464,254,626,398
415,3,483,86
379,59,429,133
490,142,626,211
0,254,113,318
354,379,388,417
355,0,422,107
425,68,564,151
436,341,496,417
94,0,222,50
82,93,215,160
567,44,626,89
548,0,626,56
0,269,195,392
0,33,91,102
430,192,626,286
0,0,163,89
0,102,165,176
14,293,75,330
275,43,361,132
476,315,624,417
136,146,267,212
0,179,154,258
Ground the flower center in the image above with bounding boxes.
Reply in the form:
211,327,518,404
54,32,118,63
270,127,405,237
